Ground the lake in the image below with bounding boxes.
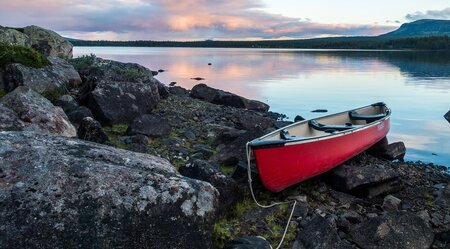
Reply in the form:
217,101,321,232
73,47,450,166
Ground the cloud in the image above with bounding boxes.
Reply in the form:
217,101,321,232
406,7,450,21
0,0,395,40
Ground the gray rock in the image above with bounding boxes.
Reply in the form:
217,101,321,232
0,26,29,46
78,117,109,144
0,86,76,137
169,86,190,96
382,195,401,211
179,160,239,213
274,120,293,129
190,84,269,112
0,131,218,249
66,106,94,125
350,212,434,249
22,25,73,58
294,115,305,122
1,56,81,95
53,94,79,112
127,135,150,153
293,215,354,249
211,127,267,166
224,236,271,249
81,80,160,125
370,141,406,161
329,154,400,197
74,57,156,84
127,114,171,137
193,144,214,159
0,104,26,131
232,112,274,130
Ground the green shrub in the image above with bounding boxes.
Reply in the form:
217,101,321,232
0,43,49,68
70,54,96,71
123,68,149,81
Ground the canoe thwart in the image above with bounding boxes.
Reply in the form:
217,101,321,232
349,111,387,123
308,119,359,132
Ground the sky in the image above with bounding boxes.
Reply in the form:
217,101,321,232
0,0,449,40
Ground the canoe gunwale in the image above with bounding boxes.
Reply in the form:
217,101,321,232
249,103,391,150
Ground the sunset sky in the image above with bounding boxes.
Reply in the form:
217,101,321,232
0,0,449,40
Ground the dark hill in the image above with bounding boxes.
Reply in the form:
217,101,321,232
380,19,450,38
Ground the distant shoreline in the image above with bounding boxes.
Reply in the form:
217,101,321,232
70,36,450,50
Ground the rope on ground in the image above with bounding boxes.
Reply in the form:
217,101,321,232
245,142,297,249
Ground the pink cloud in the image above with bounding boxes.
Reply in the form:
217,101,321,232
0,0,396,40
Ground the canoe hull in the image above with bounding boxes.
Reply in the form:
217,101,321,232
252,117,390,192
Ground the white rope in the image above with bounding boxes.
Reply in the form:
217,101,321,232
245,142,297,249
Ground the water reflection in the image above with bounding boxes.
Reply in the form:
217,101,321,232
74,47,450,166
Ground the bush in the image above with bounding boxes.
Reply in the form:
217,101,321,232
69,54,96,71
0,43,49,68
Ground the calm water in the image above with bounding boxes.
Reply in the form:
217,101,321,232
74,47,450,166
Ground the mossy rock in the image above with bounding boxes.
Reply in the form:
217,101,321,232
0,43,49,68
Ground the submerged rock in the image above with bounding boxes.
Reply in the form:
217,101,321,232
1,56,81,95
0,86,76,137
350,212,434,249
190,84,269,112
0,131,218,249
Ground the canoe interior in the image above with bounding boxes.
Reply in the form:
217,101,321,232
255,103,389,143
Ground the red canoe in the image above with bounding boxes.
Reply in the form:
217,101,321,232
248,102,391,192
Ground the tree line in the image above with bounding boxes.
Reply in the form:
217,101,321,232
70,36,450,50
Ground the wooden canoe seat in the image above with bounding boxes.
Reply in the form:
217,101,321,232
308,120,360,133
349,111,387,123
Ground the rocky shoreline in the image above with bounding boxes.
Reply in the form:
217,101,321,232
0,25,449,249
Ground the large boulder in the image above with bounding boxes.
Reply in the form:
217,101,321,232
0,26,29,46
0,131,219,249
1,56,81,94
127,114,171,137
350,212,434,249
21,25,73,58
328,153,401,197
74,57,156,84
0,86,76,137
190,84,269,112
80,80,160,125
